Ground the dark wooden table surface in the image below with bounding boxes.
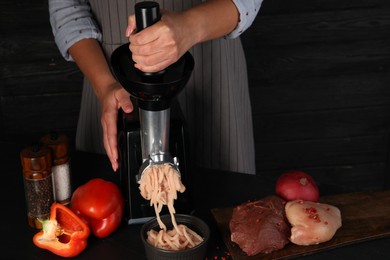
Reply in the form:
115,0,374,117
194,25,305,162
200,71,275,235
1,139,390,259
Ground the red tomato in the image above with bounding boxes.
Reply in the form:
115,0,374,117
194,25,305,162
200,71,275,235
71,178,124,238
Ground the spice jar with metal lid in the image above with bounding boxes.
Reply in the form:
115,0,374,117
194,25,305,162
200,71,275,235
40,132,72,206
20,144,54,229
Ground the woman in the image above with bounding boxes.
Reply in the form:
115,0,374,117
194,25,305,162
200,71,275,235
49,0,262,174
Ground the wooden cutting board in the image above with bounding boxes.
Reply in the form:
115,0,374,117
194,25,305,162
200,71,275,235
211,190,390,260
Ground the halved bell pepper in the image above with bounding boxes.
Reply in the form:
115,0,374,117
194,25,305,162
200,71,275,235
33,202,90,258
70,178,124,238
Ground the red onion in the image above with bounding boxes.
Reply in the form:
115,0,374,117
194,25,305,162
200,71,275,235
275,170,319,202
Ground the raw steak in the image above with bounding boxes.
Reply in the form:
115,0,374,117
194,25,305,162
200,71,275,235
229,195,290,256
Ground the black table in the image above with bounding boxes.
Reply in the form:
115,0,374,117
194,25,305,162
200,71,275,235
1,140,390,259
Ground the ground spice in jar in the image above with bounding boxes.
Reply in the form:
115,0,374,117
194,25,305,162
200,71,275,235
40,132,72,206
20,144,54,229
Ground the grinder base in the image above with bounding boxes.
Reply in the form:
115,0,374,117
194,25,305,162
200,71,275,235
118,100,193,224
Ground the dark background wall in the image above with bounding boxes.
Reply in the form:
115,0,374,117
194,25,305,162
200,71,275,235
241,0,390,193
1,0,390,194
0,0,83,141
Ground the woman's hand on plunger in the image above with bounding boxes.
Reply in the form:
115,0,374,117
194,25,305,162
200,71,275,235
125,0,239,74
126,10,196,73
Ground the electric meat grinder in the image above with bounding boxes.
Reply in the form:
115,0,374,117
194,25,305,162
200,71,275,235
111,1,194,224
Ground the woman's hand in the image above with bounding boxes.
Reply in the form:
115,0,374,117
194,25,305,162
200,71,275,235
125,0,239,73
125,11,195,73
99,82,133,171
69,38,134,172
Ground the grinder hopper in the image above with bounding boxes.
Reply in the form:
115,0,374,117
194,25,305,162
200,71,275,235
111,1,194,224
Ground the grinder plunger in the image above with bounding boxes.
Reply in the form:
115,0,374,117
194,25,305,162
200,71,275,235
111,2,194,185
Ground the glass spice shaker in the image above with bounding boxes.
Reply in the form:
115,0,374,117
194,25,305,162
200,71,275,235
40,132,72,206
20,144,54,229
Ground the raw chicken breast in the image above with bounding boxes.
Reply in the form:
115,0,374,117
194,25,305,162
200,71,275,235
285,200,342,245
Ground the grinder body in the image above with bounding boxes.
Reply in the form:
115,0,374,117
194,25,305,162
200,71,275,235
111,1,194,224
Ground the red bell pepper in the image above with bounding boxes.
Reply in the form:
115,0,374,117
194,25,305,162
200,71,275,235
33,202,90,258
70,178,124,238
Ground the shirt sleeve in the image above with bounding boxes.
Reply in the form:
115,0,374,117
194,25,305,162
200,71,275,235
48,0,102,61
226,0,263,39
